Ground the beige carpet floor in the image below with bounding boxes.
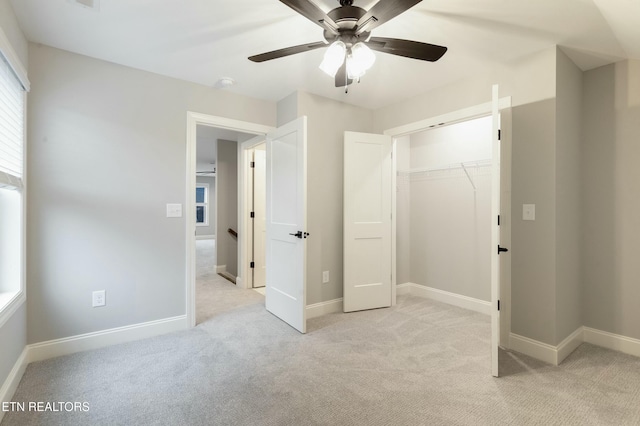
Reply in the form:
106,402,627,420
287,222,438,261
2,241,640,425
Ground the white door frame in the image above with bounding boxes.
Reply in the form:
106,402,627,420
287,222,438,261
383,96,512,344
186,112,274,327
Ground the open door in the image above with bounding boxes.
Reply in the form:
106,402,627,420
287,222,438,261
343,131,393,312
491,84,503,377
265,117,307,333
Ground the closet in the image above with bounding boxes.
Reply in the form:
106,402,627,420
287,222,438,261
396,116,493,304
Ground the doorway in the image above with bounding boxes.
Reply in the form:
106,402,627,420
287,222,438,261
343,90,512,376
386,93,512,377
186,112,274,327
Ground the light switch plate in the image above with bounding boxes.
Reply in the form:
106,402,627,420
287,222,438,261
523,204,535,221
166,203,183,218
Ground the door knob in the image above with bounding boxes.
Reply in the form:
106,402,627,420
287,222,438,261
498,245,509,254
289,231,303,239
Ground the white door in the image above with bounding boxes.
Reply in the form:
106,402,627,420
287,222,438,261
253,147,267,288
265,117,307,333
343,132,393,312
491,84,502,377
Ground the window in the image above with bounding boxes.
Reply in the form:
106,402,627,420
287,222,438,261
0,48,27,318
196,183,209,226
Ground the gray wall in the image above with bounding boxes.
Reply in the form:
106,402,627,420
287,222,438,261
0,0,28,68
582,60,640,340
26,44,275,343
215,139,238,276
0,0,27,395
296,92,373,305
555,48,583,343
195,176,216,237
510,99,558,344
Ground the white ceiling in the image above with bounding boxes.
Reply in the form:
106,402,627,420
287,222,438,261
10,0,640,109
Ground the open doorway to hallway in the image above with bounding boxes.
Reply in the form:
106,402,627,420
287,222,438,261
194,124,259,324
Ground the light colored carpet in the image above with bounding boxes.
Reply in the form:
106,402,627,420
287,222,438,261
3,245,640,425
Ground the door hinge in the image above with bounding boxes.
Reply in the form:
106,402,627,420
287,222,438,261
250,261,255,268
498,129,501,140
497,215,501,226
250,211,255,218
250,161,255,168
498,300,501,311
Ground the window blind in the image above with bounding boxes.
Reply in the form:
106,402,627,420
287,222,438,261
0,53,24,189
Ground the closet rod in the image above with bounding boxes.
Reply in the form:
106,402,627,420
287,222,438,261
398,159,492,175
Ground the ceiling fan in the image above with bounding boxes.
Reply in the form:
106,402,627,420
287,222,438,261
248,0,447,88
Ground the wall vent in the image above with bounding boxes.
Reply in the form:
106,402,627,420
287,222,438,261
67,0,100,11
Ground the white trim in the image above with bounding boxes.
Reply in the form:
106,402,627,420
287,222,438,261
584,327,640,359
0,347,28,423
215,265,226,274
509,327,584,366
509,333,558,365
391,140,397,307
195,235,215,240
383,97,512,137
0,292,24,329
27,315,187,363
557,327,584,364
396,282,411,295
399,282,491,315
306,298,343,319
186,112,275,328
0,26,29,91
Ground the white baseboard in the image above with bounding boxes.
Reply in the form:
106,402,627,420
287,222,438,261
509,332,559,365
584,327,640,358
215,265,226,274
196,235,215,240
398,282,491,315
0,347,28,423
307,298,343,319
27,315,188,363
515,326,640,366
396,282,411,295
557,327,584,364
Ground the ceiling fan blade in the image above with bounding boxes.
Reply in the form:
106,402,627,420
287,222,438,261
335,61,353,88
366,37,447,62
280,0,340,34
355,0,422,35
249,41,327,62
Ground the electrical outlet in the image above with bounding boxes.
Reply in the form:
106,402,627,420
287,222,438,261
322,271,329,283
92,290,106,307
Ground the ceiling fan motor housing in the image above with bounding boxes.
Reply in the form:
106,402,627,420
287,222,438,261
323,5,370,46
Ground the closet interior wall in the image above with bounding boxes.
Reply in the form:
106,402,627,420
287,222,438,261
396,116,493,302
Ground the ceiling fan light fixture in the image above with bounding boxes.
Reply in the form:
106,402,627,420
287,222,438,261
319,41,347,77
347,42,376,79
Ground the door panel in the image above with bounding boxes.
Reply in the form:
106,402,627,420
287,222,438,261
265,117,307,333
343,132,393,313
